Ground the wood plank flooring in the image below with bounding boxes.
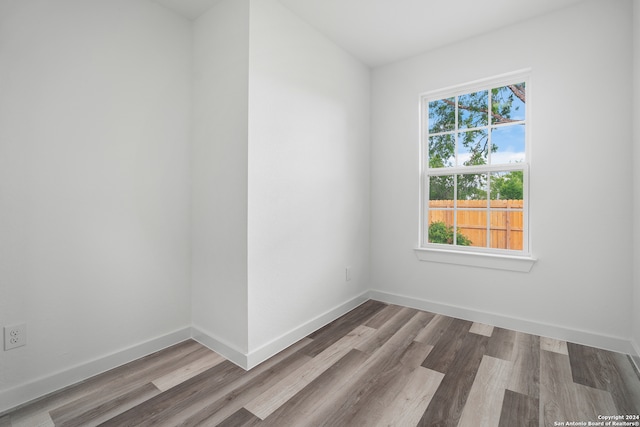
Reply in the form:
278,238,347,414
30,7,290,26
2,300,639,427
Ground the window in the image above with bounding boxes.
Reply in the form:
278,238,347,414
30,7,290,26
418,71,532,267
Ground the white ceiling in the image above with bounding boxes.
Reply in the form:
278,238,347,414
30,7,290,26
152,0,587,67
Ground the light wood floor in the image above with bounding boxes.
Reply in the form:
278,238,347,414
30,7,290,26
2,300,640,426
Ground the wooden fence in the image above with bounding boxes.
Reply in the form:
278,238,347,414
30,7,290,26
429,200,523,250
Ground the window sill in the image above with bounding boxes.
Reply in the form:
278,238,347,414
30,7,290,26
414,247,536,272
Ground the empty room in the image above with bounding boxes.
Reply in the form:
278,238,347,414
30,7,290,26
1,0,639,425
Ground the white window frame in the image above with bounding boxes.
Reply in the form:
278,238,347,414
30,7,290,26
414,70,536,272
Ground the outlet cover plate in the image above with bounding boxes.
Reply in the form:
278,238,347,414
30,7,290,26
4,323,26,350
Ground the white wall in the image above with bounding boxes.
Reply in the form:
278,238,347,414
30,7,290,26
371,0,634,351
191,0,250,356
247,0,371,358
633,0,640,358
0,0,192,410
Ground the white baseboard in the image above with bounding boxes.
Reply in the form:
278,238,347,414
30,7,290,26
192,292,370,370
631,339,640,373
368,289,634,355
191,326,248,370
245,292,370,369
0,327,192,415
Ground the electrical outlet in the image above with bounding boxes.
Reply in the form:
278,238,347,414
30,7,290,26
345,266,352,282
4,323,26,350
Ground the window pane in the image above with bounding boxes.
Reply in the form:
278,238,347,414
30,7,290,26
489,172,524,250
490,210,507,249
458,91,488,129
457,173,488,206
456,210,486,247
490,171,523,201
428,210,454,245
490,203,524,250
491,124,525,164
429,98,455,133
491,83,526,125
458,129,488,166
428,134,455,168
429,175,454,201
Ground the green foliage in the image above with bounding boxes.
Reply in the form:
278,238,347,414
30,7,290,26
428,134,455,168
430,171,523,202
490,170,523,200
428,221,472,246
457,173,487,201
491,84,524,122
429,175,454,200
